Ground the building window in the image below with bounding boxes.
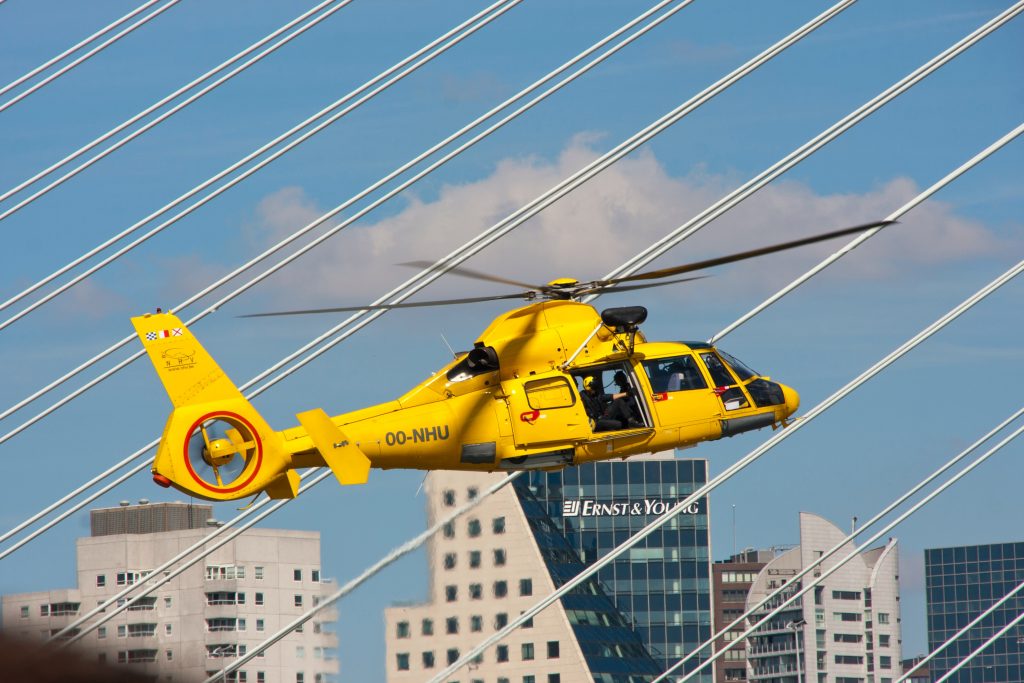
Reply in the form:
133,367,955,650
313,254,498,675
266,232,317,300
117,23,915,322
832,590,861,600
118,625,126,638
40,605,49,616
493,516,506,534
470,615,483,632
422,651,435,669
257,674,264,683
20,606,28,618
396,621,410,638
294,595,303,607
468,519,482,537
96,575,106,587
256,619,264,632
296,675,304,683
255,566,264,580
396,653,410,671
496,644,509,662
446,617,459,634
311,570,320,582
164,597,172,608
469,551,481,568
494,548,507,566
467,486,478,500
521,614,534,628
237,593,245,605
880,656,892,669
447,648,460,665
522,643,535,661
834,612,861,622
878,612,890,624
443,522,455,539
495,613,508,629
548,675,561,683
255,592,264,606
294,569,302,582
494,581,507,598
520,578,533,596
443,490,456,506
547,641,559,658
296,646,305,659
835,655,864,665
444,553,457,570
524,677,536,683
422,618,434,635
165,624,172,635
470,583,483,600
445,585,457,602
498,679,509,683
879,634,890,647
98,627,107,639
166,650,173,661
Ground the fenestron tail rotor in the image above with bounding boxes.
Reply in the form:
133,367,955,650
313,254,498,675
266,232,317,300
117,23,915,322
240,220,894,318
185,416,258,489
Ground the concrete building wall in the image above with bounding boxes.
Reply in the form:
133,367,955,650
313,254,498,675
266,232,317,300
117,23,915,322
2,503,338,683
384,470,591,683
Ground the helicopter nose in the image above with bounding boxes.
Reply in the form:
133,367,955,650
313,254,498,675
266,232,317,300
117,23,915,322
781,384,800,418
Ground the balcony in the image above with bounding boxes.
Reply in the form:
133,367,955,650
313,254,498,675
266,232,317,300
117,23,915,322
748,663,805,680
747,641,799,656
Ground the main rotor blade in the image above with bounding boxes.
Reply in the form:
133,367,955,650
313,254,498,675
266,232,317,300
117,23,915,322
399,260,547,292
575,276,708,297
596,220,895,286
240,292,534,318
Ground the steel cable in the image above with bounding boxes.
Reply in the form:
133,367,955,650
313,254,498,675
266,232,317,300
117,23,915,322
0,0,164,98
0,0,179,113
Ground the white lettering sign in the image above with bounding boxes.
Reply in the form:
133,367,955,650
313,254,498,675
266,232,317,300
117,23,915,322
561,499,700,517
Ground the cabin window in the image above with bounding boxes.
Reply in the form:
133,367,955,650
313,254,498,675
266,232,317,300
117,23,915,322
641,355,707,392
700,352,749,411
525,377,576,410
718,350,758,380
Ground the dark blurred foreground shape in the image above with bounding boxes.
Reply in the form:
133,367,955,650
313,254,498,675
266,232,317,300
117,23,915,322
0,632,194,683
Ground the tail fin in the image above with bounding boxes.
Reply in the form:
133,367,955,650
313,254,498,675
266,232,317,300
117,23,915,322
132,311,297,501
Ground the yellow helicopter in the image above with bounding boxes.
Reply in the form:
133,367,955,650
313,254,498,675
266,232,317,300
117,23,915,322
132,221,890,502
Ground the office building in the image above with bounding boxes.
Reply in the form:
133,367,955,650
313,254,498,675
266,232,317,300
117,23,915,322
2,501,338,683
745,513,901,683
384,455,713,683
713,549,779,683
925,541,1024,683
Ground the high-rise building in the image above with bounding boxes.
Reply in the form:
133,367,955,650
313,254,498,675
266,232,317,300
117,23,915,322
900,656,930,683
744,513,901,683
383,455,712,683
713,549,779,683
1,501,338,683
924,541,1024,683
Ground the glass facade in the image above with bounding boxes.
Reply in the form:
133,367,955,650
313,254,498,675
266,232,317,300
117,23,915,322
925,541,1024,683
513,457,713,682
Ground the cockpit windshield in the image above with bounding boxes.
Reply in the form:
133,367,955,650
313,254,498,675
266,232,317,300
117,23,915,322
717,350,758,381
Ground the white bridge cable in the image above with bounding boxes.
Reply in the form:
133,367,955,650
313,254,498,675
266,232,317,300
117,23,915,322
935,609,1024,683
0,0,180,113
0,0,351,213
0,0,528,431
0,0,164,99
429,258,1024,682
201,471,524,683
583,0,1024,301
53,468,331,644
0,0,355,222
0,0,508,323
899,577,1024,682
654,416,1024,682
0,0,696,546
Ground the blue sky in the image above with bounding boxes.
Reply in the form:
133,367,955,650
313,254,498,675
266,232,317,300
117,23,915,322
1,1,1022,679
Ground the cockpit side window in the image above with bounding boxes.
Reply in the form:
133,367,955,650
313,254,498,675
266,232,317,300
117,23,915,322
642,355,707,392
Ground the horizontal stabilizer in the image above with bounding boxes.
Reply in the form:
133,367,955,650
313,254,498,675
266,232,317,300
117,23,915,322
264,470,300,499
296,409,371,485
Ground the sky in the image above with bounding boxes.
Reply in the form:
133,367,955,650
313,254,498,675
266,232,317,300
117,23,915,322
0,0,1022,680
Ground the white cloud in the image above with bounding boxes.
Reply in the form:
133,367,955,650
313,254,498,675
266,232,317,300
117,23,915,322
230,137,1009,308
